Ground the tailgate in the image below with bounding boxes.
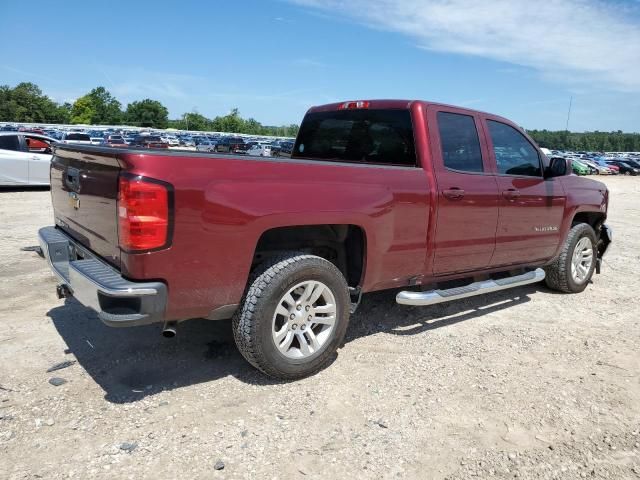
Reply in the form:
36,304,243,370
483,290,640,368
50,146,122,268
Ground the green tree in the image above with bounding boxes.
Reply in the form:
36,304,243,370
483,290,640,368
87,86,122,124
125,99,169,128
181,112,211,131
0,82,64,123
70,95,96,124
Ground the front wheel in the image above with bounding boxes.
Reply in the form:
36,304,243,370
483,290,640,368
232,253,350,379
544,223,597,293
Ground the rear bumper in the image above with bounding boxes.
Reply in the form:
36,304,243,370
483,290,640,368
38,226,167,327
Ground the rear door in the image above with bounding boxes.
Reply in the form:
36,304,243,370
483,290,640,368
481,117,566,265
24,135,54,184
50,146,122,267
428,106,500,275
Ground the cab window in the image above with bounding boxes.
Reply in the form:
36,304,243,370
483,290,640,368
437,112,484,173
487,120,542,177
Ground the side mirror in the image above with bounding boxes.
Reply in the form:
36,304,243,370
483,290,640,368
545,156,569,178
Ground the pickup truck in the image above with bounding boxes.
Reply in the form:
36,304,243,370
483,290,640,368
38,99,612,379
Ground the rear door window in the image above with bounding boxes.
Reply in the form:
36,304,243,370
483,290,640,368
436,112,484,173
487,120,542,177
0,135,20,151
294,109,416,166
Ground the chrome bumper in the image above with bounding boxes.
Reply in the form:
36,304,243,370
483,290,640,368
38,226,167,327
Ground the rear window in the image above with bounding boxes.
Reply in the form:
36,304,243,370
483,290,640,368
293,109,416,166
66,133,90,141
0,135,20,151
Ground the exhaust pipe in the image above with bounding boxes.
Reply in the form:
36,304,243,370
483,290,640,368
162,321,177,338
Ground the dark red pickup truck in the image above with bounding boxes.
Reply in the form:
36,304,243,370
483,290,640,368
39,99,611,379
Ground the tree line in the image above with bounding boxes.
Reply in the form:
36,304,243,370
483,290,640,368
526,129,640,152
1,82,638,148
0,82,298,137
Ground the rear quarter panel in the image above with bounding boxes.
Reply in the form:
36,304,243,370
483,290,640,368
119,153,431,320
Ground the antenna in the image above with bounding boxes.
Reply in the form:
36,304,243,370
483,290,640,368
565,96,573,131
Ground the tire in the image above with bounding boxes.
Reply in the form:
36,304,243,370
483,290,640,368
232,253,350,380
544,223,597,293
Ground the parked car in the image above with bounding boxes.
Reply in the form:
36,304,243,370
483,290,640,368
196,140,218,152
215,137,248,154
594,158,619,174
104,134,125,143
273,141,294,157
164,136,180,147
61,132,92,145
618,159,640,170
246,143,272,156
102,137,129,147
129,135,169,149
581,159,612,175
0,132,57,186
571,159,590,176
606,160,639,176
38,99,612,380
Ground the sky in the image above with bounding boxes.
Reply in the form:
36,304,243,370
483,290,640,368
1,0,639,132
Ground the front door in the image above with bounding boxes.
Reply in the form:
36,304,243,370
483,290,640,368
428,107,500,275
0,134,29,184
482,118,566,266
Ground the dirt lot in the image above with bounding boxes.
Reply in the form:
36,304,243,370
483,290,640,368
1,177,639,480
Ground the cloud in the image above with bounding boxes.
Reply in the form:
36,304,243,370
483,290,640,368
289,0,640,91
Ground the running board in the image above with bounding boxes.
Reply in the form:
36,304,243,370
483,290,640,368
396,268,546,306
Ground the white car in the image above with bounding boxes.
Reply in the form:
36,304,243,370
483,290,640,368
196,140,217,152
61,132,92,145
247,143,272,157
165,136,180,147
0,132,57,186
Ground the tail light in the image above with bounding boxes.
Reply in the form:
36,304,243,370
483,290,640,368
118,175,172,252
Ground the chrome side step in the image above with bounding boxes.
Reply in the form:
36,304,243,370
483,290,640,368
396,268,545,306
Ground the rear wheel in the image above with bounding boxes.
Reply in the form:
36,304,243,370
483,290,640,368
232,253,350,379
544,223,597,293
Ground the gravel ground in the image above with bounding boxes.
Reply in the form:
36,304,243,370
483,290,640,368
1,177,639,480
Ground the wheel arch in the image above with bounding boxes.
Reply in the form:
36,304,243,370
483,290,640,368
252,224,367,288
571,211,605,231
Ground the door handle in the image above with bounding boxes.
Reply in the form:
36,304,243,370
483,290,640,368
442,188,465,200
502,189,521,200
